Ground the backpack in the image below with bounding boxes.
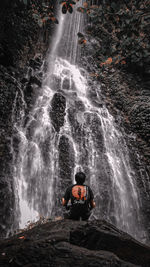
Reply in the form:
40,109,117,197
71,185,89,207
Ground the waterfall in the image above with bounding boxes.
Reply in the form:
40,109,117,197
12,1,147,243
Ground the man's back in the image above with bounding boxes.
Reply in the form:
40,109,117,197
62,172,96,221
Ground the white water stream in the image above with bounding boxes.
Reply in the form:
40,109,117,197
12,1,146,242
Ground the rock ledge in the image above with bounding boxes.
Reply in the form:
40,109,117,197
0,219,150,267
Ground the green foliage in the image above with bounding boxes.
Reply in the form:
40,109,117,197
31,1,58,27
18,0,58,27
18,0,149,72
77,0,149,70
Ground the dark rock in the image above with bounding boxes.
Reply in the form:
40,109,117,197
49,75,61,91
58,135,75,184
62,78,70,90
20,77,28,84
0,65,19,237
29,75,42,87
75,99,85,111
0,0,55,236
24,84,37,110
68,107,83,141
50,93,66,132
70,220,150,266
29,58,42,69
0,219,150,267
82,37,150,237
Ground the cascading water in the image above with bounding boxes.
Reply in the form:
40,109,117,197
12,1,147,243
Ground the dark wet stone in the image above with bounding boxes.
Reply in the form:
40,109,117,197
49,75,61,91
24,84,37,111
29,58,42,69
21,77,28,84
62,78,70,90
82,35,150,237
0,220,149,267
0,0,54,237
70,220,150,266
29,75,41,87
68,107,82,142
0,65,19,237
58,135,75,185
50,93,66,132
0,179,8,190
26,119,38,140
75,99,85,111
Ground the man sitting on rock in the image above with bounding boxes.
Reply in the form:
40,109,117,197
62,172,96,220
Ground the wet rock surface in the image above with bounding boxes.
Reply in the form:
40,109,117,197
81,36,150,239
59,135,75,187
0,65,20,237
50,93,66,132
0,57,44,238
0,219,150,267
81,35,150,173
0,2,51,236
97,69,150,235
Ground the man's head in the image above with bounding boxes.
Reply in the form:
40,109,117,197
75,172,86,185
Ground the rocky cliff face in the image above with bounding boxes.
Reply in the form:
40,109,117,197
102,68,150,234
96,64,150,230
0,0,54,237
0,219,150,267
80,34,150,238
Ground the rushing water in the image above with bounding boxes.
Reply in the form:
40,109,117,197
12,2,147,242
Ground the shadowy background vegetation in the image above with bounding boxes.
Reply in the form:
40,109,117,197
1,0,149,78
76,0,150,78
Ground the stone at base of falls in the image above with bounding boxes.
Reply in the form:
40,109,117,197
50,93,66,132
0,220,150,267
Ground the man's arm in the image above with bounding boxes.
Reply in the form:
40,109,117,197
62,187,71,207
89,187,96,209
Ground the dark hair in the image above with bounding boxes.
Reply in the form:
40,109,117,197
75,172,86,185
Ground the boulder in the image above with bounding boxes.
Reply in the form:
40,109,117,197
0,219,150,267
50,93,66,132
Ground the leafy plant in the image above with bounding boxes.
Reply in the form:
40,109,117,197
18,0,58,27
31,1,58,27
18,0,149,73
76,0,149,71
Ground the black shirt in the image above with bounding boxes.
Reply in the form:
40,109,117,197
64,184,94,205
